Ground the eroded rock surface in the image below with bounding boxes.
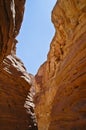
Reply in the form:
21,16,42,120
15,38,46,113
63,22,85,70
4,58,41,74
35,0,86,130
0,0,38,130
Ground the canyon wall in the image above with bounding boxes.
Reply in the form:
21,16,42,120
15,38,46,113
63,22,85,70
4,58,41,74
35,0,86,130
0,0,38,130
0,0,86,130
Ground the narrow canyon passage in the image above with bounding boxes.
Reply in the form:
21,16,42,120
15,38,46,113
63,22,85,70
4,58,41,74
0,0,86,130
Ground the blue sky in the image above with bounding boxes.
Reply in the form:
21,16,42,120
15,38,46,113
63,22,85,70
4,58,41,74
16,0,56,74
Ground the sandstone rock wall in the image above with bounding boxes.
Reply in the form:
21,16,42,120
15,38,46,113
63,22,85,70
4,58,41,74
35,0,86,129
0,0,86,130
0,0,38,130
0,0,25,61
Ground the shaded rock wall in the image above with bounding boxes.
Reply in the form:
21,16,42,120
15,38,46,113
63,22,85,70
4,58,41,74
35,0,86,130
0,0,25,61
0,0,38,130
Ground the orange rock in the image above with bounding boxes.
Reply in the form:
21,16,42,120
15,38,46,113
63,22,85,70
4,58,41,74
35,0,86,129
0,1,38,130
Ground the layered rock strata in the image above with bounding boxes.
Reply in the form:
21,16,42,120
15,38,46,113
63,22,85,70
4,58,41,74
0,0,38,130
35,0,86,130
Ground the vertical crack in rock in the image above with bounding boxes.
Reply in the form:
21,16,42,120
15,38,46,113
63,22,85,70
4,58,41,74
11,0,15,27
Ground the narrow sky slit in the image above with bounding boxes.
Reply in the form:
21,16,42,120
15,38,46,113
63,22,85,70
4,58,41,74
16,0,57,75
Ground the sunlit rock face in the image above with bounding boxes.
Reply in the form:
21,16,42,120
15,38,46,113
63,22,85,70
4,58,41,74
35,0,86,130
0,0,38,130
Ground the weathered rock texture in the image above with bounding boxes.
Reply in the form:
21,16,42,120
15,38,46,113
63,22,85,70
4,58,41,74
0,0,38,130
35,0,86,130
